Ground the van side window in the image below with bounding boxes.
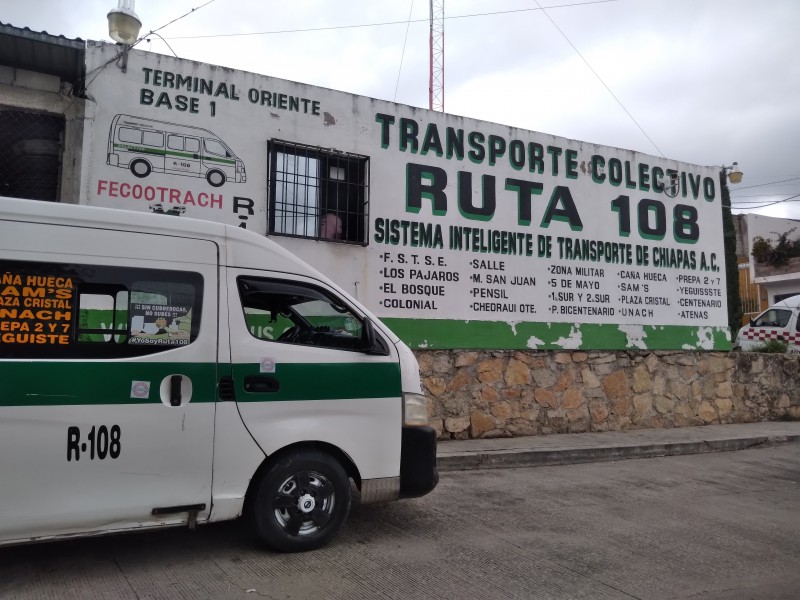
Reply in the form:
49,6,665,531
118,127,142,144
185,137,200,153
237,277,371,352
0,260,202,359
167,134,184,151
752,308,791,328
267,139,369,245
77,289,128,343
142,131,164,148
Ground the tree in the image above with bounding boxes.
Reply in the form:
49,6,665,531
721,171,743,337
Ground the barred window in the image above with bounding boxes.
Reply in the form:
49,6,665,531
268,140,369,244
0,107,63,202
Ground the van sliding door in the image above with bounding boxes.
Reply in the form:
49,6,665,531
0,223,218,543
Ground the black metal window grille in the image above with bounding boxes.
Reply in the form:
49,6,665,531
268,140,369,244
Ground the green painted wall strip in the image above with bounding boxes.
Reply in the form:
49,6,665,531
380,318,732,351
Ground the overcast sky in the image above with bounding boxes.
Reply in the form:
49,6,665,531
5,0,800,219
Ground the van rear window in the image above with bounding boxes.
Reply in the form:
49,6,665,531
0,261,202,359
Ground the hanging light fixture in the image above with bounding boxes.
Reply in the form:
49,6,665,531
727,162,743,185
107,0,142,45
107,0,142,73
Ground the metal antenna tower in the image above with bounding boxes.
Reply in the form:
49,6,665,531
429,0,444,112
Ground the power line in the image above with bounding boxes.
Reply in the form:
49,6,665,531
166,0,618,40
532,0,664,157
731,193,800,209
148,0,217,37
394,0,415,102
732,176,800,192
144,31,178,57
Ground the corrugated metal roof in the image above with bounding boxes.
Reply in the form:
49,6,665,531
0,22,86,90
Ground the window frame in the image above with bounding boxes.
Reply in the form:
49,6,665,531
0,260,204,359
237,276,385,354
267,139,370,246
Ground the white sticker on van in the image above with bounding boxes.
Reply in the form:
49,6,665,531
130,380,151,399
260,358,276,373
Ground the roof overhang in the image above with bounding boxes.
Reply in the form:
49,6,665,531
0,22,86,90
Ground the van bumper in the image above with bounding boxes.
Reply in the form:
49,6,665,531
399,426,439,498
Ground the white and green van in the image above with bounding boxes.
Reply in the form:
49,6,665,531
0,196,437,552
106,114,246,187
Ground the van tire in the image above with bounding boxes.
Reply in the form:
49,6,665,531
249,450,351,552
206,169,225,187
130,159,152,178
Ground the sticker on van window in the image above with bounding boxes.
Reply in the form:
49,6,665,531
130,381,151,399
129,304,192,346
0,270,73,346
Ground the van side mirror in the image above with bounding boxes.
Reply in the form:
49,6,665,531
361,318,389,356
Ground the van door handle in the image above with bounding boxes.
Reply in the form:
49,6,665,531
170,375,182,406
192,154,199,159
243,375,280,393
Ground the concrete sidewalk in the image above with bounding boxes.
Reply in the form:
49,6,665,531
436,421,800,471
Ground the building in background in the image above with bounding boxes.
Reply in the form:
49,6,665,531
733,213,800,319
0,22,732,351
0,23,86,203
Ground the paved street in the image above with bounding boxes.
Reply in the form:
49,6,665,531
1,443,798,600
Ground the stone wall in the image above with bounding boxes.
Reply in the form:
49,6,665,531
417,350,800,440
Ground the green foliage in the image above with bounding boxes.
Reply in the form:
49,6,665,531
749,338,790,353
721,173,742,336
751,228,800,267
751,236,772,263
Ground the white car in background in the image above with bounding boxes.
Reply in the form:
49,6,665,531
735,295,800,352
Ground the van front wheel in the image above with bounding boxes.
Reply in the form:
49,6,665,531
130,159,151,178
206,169,225,187
250,450,351,552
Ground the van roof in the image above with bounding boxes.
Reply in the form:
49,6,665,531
773,295,800,309
0,195,314,276
113,114,220,139
0,195,401,345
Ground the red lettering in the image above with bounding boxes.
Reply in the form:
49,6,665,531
95,179,223,209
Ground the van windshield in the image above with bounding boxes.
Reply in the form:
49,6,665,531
238,277,364,350
752,308,792,328
204,139,231,158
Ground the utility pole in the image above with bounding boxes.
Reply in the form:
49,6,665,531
429,0,444,112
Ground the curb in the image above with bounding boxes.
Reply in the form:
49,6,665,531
437,433,800,472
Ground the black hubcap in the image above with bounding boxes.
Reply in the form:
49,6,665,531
273,470,335,536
